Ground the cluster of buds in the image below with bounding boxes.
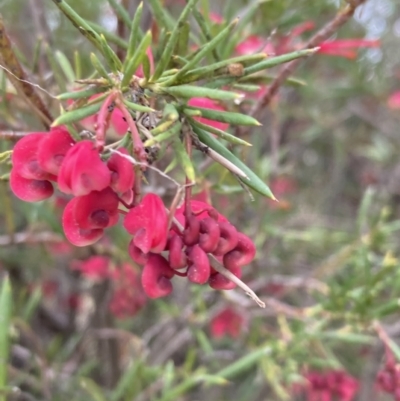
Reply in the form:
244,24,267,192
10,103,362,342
294,370,359,401
125,198,256,298
10,127,256,299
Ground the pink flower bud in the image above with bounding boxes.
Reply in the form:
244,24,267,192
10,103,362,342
12,133,55,181
187,245,210,284
58,140,111,196
141,254,175,298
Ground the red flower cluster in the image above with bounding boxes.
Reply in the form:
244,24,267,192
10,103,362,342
10,128,134,246
125,199,256,298
295,370,359,401
10,129,256,300
72,256,146,318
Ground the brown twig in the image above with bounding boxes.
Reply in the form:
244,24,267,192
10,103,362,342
0,131,31,140
0,15,53,128
250,0,368,118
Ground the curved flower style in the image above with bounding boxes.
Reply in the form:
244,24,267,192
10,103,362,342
124,193,168,254
58,140,111,196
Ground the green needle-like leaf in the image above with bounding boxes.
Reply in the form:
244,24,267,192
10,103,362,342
162,85,242,101
184,106,261,126
192,126,276,199
126,2,144,63
151,0,200,82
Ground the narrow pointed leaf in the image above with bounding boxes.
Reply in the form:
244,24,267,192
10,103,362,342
162,18,239,86
145,121,182,146
45,44,66,92
162,85,242,101
50,0,103,52
121,30,152,88
172,138,195,182
245,48,318,75
176,21,190,57
99,34,123,72
79,378,108,401
151,0,200,81
192,126,276,199
52,102,103,127
87,21,129,50
184,106,261,126
188,117,252,146
123,99,155,113
55,50,75,82
126,2,144,62
90,53,111,82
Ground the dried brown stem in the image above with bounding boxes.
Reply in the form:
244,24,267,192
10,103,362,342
250,0,368,118
0,15,53,128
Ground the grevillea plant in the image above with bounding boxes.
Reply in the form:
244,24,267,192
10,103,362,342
6,0,319,303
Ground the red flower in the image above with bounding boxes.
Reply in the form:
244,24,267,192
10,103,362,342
318,39,380,59
124,193,168,254
188,98,229,131
210,307,245,339
12,132,56,181
73,187,119,229
62,187,119,246
62,197,104,246
71,256,111,281
58,140,111,196
10,169,54,202
37,126,75,175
